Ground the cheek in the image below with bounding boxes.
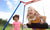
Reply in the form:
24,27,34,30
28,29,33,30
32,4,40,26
28,12,30,14
15,19,16,20
32,11,33,13
14,18,17,20
16,18,18,20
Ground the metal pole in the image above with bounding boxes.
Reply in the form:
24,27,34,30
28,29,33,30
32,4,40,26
22,6,25,30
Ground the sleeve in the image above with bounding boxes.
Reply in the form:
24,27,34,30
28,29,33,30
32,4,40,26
13,22,15,25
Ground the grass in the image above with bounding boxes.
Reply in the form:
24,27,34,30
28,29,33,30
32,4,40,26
0,26,50,30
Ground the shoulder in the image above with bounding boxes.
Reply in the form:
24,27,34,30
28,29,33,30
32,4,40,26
13,21,15,24
13,21,15,23
18,21,22,24
18,21,21,23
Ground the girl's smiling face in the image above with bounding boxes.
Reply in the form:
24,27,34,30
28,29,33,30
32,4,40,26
14,17,19,21
27,6,35,16
28,10,34,15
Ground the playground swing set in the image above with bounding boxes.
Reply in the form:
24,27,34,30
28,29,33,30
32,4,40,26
3,0,48,30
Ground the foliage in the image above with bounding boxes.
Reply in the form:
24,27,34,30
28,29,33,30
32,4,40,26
0,18,12,26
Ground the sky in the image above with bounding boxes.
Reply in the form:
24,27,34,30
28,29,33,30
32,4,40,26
0,0,50,25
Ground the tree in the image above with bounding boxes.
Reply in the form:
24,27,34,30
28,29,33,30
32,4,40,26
0,18,10,26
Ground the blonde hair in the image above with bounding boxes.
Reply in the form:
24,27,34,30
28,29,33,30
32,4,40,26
27,6,40,17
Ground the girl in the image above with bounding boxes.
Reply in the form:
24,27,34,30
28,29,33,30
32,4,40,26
10,15,27,30
27,6,48,30
27,6,41,30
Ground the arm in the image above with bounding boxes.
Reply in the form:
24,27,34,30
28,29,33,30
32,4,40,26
39,16,46,24
21,23,27,29
42,16,46,22
10,24,14,30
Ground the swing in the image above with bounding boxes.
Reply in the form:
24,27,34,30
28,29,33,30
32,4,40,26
26,14,48,29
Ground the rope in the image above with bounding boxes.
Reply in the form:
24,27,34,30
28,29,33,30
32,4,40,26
43,2,45,16
3,2,21,30
43,6,45,16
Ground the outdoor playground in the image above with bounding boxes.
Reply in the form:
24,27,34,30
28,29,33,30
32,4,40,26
0,0,50,30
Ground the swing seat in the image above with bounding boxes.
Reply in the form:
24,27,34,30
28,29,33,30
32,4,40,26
26,23,48,29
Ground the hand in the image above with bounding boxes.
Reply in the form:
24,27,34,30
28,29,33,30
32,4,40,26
40,22,43,24
24,26,27,30
28,22,31,25
23,25,27,29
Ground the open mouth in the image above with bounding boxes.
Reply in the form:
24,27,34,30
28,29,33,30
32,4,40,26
29,13,33,14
